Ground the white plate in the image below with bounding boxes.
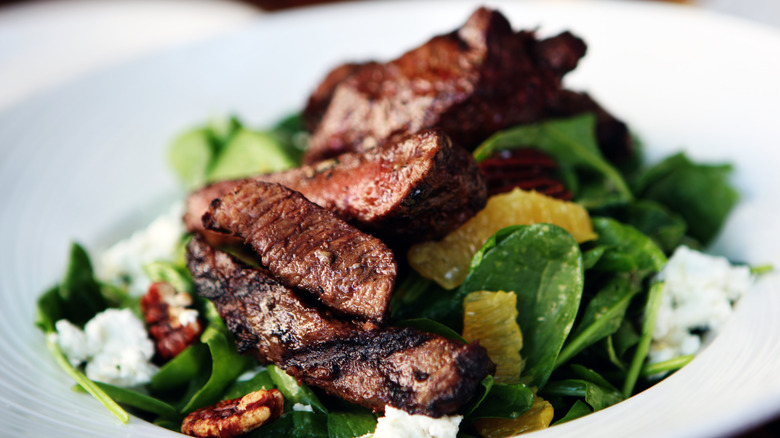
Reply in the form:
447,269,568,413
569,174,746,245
2,1,779,437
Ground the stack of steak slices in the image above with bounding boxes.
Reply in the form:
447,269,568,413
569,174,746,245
184,6,632,417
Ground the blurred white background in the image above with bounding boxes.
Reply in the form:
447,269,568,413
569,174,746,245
0,0,778,112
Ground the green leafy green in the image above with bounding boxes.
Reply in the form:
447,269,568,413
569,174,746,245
553,400,592,425
461,224,584,389
542,379,623,412
59,243,107,326
589,217,667,275
45,337,129,423
253,411,329,438
150,343,209,392
632,152,738,244
556,274,642,368
90,382,181,420
178,325,252,412
142,261,193,293
467,382,535,419
266,365,328,414
327,412,378,438
223,369,276,400
473,114,633,209
207,129,296,182
612,201,687,254
623,281,665,397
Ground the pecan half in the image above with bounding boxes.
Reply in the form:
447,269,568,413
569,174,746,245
140,282,203,360
181,389,284,438
478,148,572,200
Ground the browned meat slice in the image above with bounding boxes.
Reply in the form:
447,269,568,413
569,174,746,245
545,90,634,163
186,235,493,417
184,129,487,243
301,7,586,164
203,180,396,322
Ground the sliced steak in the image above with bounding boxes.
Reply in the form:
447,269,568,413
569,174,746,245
301,7,586,163
185,129,487,243
203,180,396,322
186,235,493,417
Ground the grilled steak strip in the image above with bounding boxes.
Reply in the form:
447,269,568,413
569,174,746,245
301,7,586,164
185,129,487,243
203,180,396,322
186,235,494,417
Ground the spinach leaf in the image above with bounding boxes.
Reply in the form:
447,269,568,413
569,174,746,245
168,127,218,189
612,201,687,254
207,128,296,183
36,285,64,333
327,412,378,438
45,337,129,423
542,379,622,412
223,369,275,400
589,217,667,276
461,224,584,389
58,243,107,326
179,325,252,413
472,114,633,209
467,382,535,419
267,365,328,414
556,273,642,368
143,261,193,293
253,411,329,438
623,281,665,397
90,382,181,420
632,152,738,244
553,400,592,425
150,343,209,392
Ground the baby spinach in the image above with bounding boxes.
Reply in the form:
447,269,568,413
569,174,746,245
589,217,667,276
556,273,642,368
327,412,378,438
150,343,209,392
178,325,252,412
467,381,535,419
267,365,328,414
90,382,181,420
553,400,592,424
223,369,276,400
461,224,584,389
622,281,665,397
472,114,633,209
542,379,622,412
611,201,687,254
58,242,107,326
631,152,738,244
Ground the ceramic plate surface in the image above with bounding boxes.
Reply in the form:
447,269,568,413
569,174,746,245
2,1,779,437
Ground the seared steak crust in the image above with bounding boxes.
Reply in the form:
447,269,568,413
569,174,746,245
301,7,586,163
186,235,493,417
203,180,396,322
185,129,487,243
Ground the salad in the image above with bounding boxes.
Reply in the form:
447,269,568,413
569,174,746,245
34,6,765,438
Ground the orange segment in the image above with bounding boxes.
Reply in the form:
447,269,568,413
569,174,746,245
474,396,554,438
408,188,596,289
462,291,524,384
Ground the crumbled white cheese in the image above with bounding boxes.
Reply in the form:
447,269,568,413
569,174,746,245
52,308,158,387
372,406,462,438
649,245,752,364
97,202,185,295
292,403,314,412
52,319,89,367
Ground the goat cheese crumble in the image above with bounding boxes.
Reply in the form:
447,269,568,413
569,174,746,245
649,245,753,364
97,202,185,295
50,308,158,387
372,406,462,438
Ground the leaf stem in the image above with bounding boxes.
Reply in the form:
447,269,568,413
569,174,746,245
46,337,129,423
622,281,665,398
